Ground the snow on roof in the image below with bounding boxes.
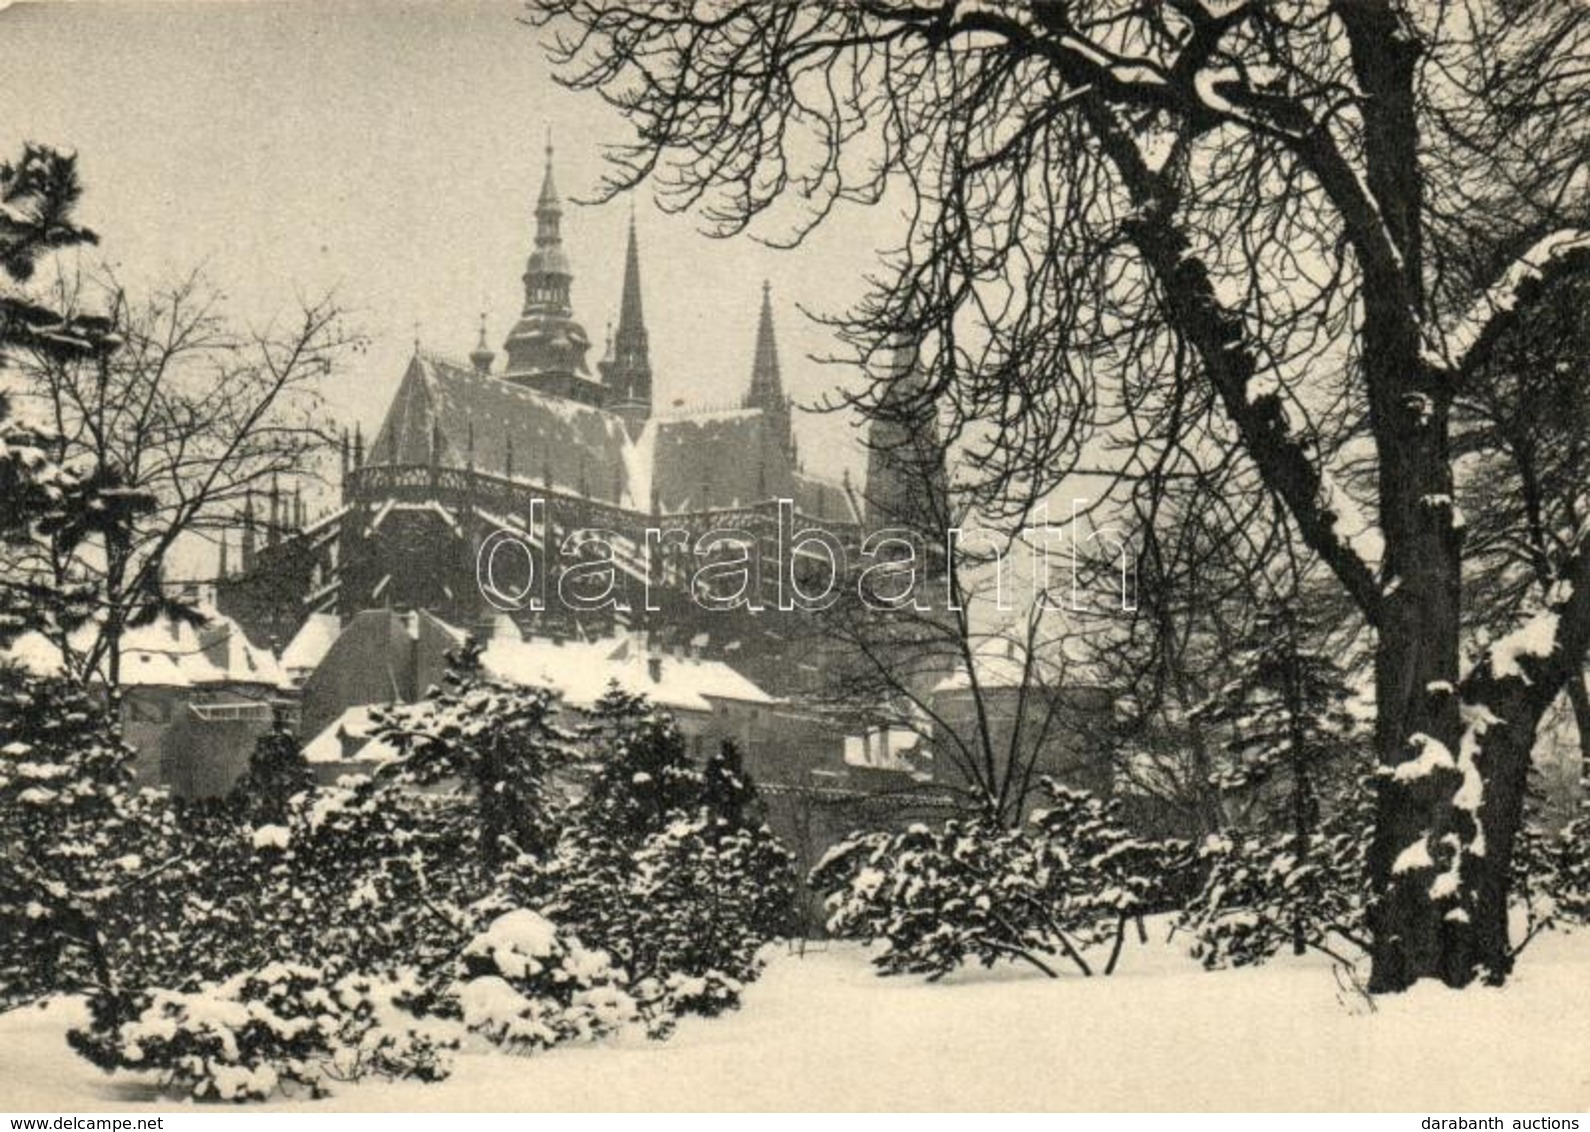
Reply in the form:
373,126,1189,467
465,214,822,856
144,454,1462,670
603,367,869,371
5,632,70,679
479,634,775,713
3,609,287,689
302,705,402,765
280,613,342,674
655,405,763,424
118,648,194,687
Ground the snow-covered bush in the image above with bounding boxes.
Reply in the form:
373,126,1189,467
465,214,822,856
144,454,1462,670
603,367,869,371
228,721,317,827
490,703,797,1033
814,819,1055,979
253,783,486,977
68,962,457,1101
368,638,577,867
452,909,639,1053
532,813,796,1033
1511,817,1590,950
578,687,709,840
813,782,1191,980
1179,783,1373,969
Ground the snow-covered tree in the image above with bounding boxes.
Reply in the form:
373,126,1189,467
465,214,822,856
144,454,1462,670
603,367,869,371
11,268,353,687
0,662,175,1005
228,717,317,827
579,685,703,842
1191,606,1362,834
532,0,1590,991
0,144,149,650
369,638,576,867
700,739,763,834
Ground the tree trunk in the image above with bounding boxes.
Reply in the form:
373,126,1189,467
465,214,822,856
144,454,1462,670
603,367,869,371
1364,437,1468,991
1331,5,1480,992
1565,673,1590,823
1282,627,1312,959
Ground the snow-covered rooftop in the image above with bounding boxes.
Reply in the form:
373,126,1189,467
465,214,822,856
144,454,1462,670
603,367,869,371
479,632,775,713
5,608,287,689
302,705,402,766
280,612,342,676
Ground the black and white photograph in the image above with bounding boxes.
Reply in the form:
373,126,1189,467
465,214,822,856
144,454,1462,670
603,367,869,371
1,0,1589,1116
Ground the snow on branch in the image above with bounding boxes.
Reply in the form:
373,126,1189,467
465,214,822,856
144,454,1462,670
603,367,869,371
1317,470,1384,571
1433,230,1590,375
1487,610,1562,685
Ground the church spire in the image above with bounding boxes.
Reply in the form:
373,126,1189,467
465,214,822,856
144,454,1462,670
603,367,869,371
523,136,570,316
600,206,653,428
470,312,494,374
617,207,646,341
746,280,783,409
745,280,794,461
501,134,595,388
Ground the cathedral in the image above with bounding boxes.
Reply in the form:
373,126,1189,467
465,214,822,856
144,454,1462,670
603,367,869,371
215,144,941,698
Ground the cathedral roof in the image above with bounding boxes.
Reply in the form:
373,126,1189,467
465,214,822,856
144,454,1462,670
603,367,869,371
365,352,862,524
370,353,633,505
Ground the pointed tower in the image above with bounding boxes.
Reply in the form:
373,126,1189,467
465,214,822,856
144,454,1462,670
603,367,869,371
500,137,599,402
744,280,795,462
864,340,949,534
599,208,653,433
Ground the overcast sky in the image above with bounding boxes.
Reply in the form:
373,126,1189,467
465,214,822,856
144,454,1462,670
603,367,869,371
0,0,898,490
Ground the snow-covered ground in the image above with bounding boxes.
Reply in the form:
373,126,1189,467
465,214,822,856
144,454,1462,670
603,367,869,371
5,930,1589,1111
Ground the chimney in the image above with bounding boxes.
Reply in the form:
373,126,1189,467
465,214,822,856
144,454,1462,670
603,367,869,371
647,655,663,684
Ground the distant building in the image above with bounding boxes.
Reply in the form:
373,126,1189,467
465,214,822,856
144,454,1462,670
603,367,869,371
928,636,1115,809
8,611,292,789
213,144,944,701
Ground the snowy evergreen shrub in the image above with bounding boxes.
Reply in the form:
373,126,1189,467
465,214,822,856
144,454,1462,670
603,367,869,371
68,961,457,1101
1179,781,1373,969
1509,817,1590,952
452,908,639,1053
813,781,1191,980
815,818,1082,979
368,638,577,867
579,687,706,841
501,713,797,1032
1026,783,1197,948
531,813,796,1033
244,782,486,978
0,663,181,1005
228,720,317,827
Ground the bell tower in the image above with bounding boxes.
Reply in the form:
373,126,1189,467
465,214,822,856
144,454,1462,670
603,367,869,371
500,137,600,403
